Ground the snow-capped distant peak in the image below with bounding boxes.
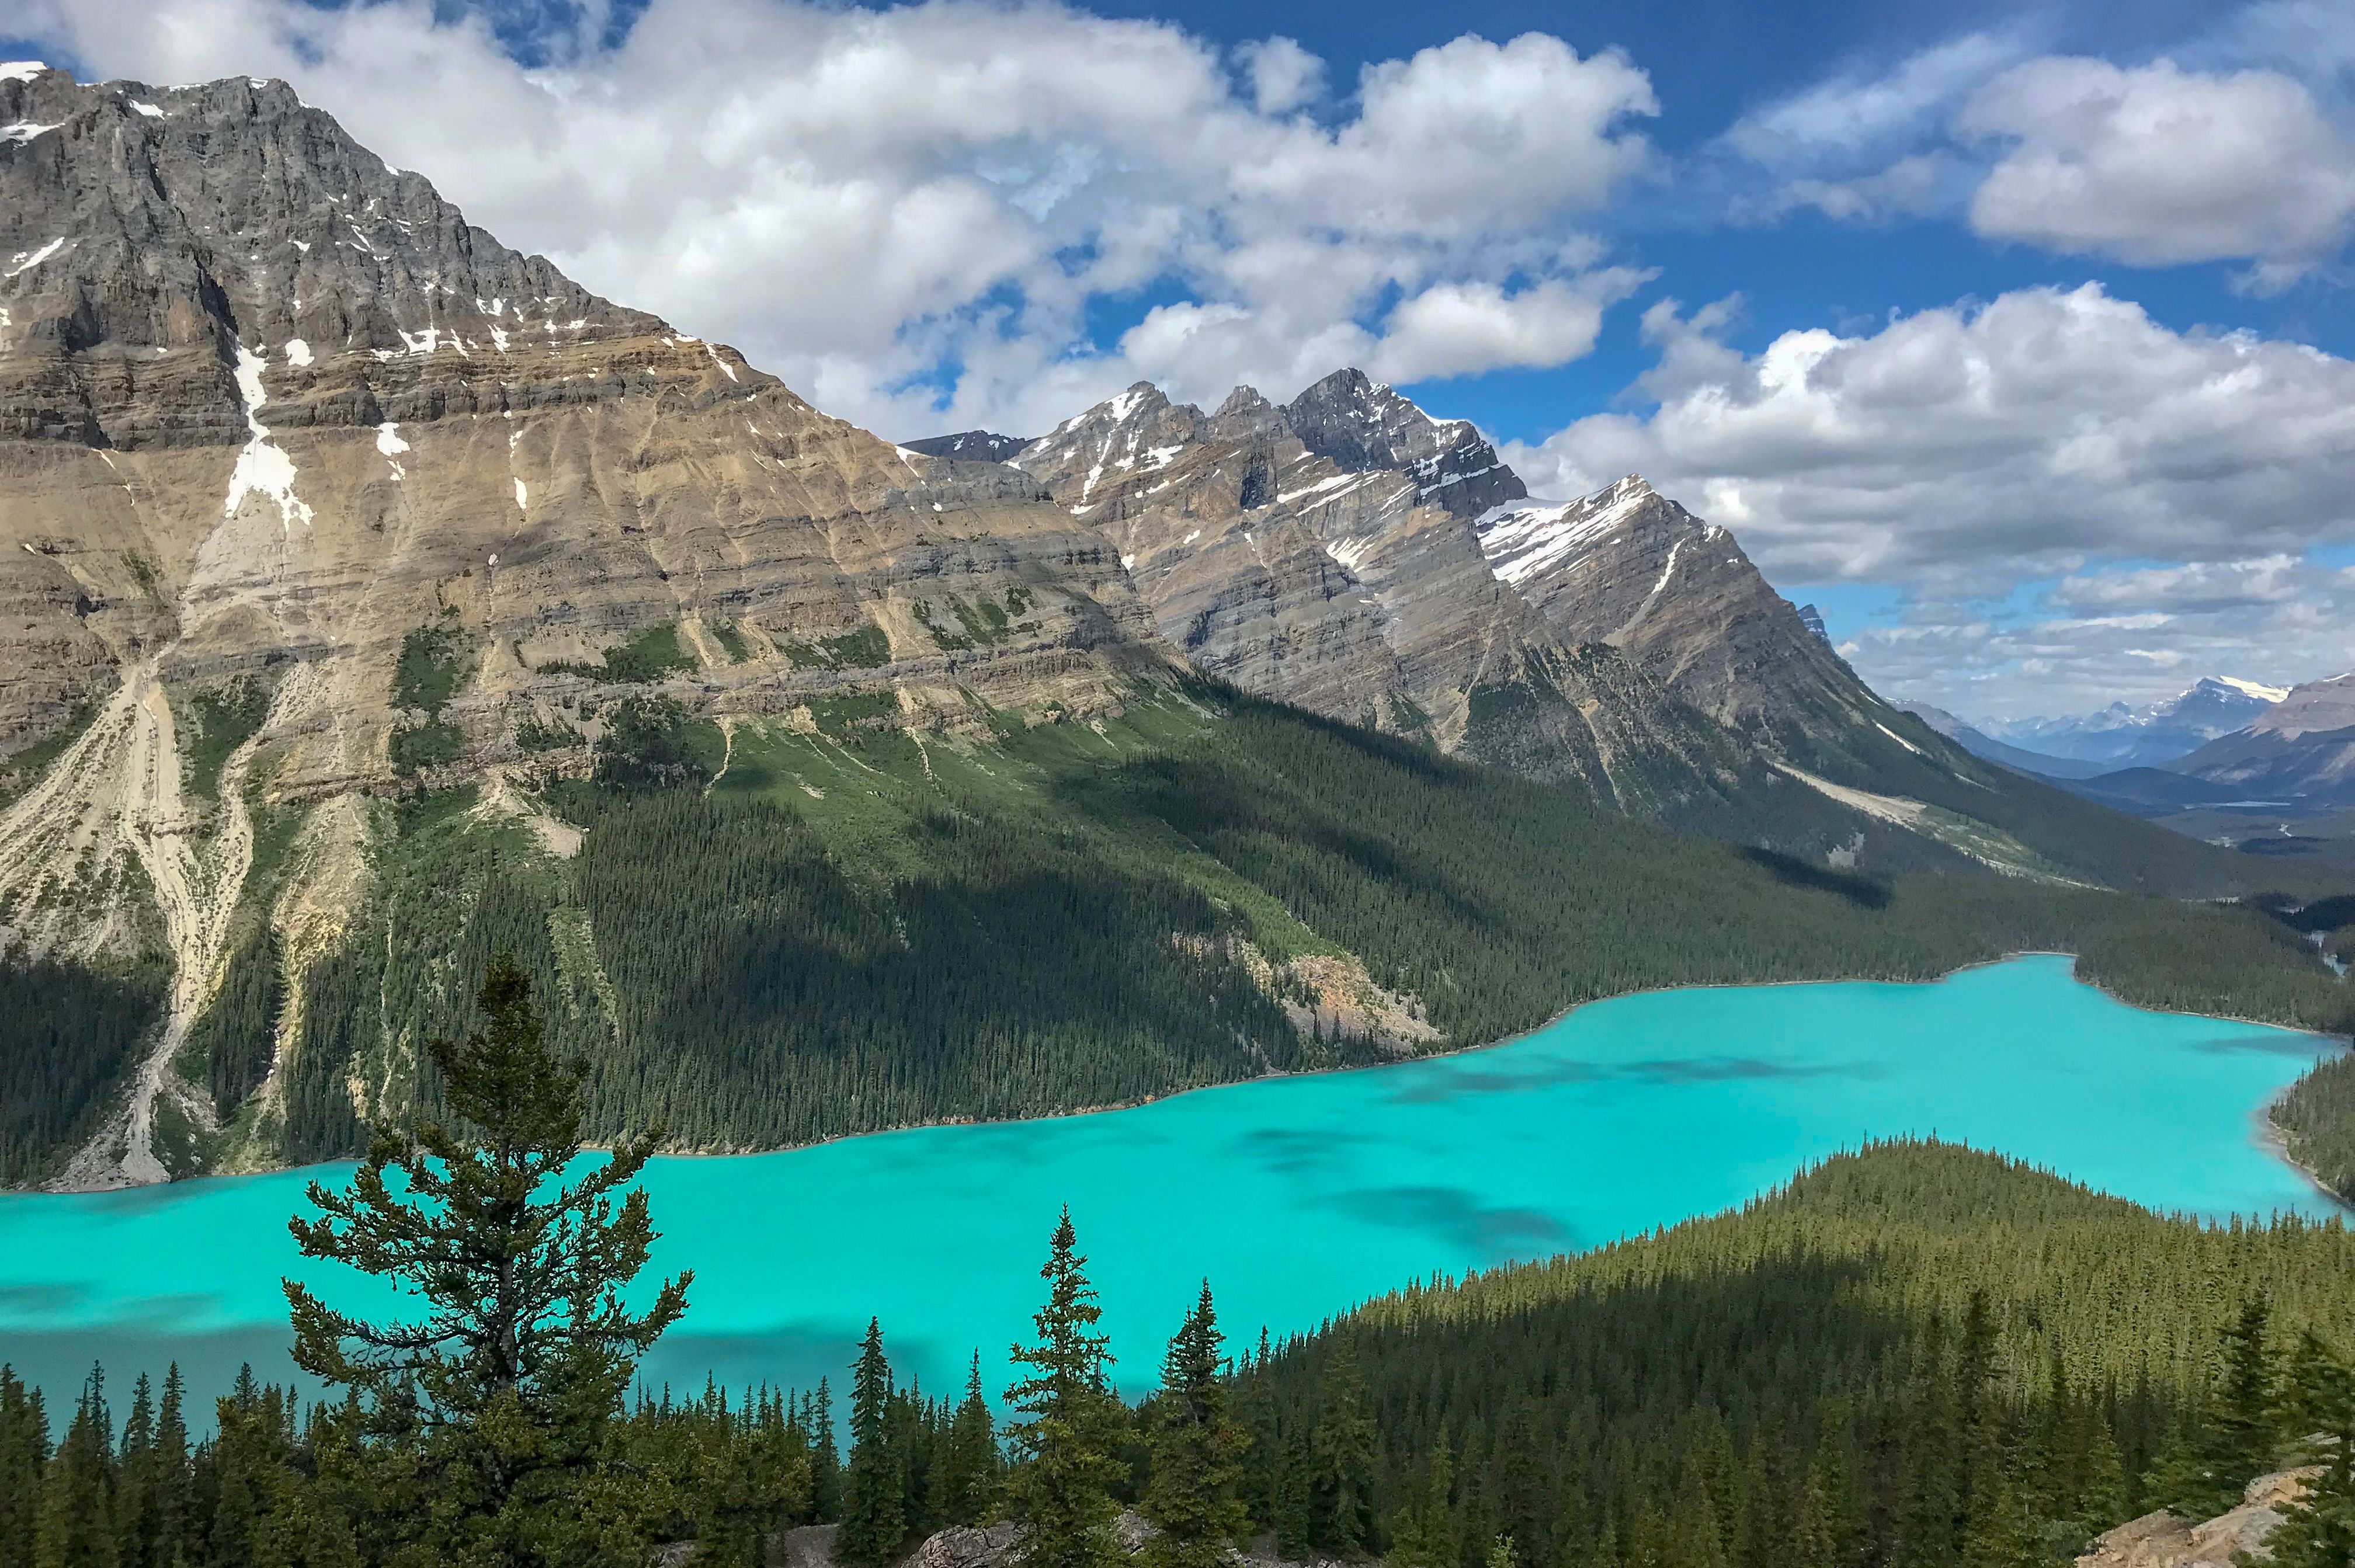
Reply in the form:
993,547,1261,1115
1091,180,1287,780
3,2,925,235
2212,675,2288,703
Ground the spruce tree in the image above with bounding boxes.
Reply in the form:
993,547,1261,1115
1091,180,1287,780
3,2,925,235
283,954,691,1565
111,1376,155,1568
1388,1435,1458,1568
36,1367,116,1568
148,1371,187,1568
1487,1404,1550,1565
1004,1208,1123,1568
932,1354,999,1528
2262,1329,2355,1568
207,1372,289,1568
1271,1430,1312,1562
810,1381,842,1524
0,1368,50,1568
1794,1414,1855,1568
1142,1283,1249,1568
2202,1295,2277,1503
840,1320,906,1568
1309,1345,1376,1553
2079,1422,2128,1538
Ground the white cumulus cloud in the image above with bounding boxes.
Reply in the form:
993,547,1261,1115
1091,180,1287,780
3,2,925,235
1506,283,2355,714
1369,272,1647,383
1960,56,2355,287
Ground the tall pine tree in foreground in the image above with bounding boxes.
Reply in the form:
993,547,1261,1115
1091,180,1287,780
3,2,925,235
284,954,691,1567
2267,1327,2355,1568
840,1320,906,1568
1005,1208,1124,1568
1310,1345,1377,1554
1142,1282,1249,1568
35,1367,114,1568
0,1367,50,1568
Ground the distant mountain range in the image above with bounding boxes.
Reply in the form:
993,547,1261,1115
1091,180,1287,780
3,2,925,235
2169,672,2355,804
1895,704,2116,780
1981,677,2288,770
1910,675,2355,817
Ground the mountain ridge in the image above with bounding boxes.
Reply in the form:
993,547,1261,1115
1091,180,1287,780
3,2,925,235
1013,370,2291,892
2168,672,2355,804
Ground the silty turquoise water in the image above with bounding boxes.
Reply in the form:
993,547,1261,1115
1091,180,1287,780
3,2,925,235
0,955,2337,1420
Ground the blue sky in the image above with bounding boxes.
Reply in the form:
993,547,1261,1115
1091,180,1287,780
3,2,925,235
13,0,2355,718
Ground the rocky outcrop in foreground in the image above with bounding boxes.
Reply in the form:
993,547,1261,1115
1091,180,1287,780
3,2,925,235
779,1513,1343,1568
2075,1469,2318,1568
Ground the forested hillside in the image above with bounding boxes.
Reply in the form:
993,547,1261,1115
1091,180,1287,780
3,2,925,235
53,680,2315,1183
1238,1138,2355,1568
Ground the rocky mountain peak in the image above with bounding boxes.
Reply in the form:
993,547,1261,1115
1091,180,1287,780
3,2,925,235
1204,384,1287,445
3,65,673,451
1048,380,1169,435
1016,380,1207,509
901,430,1031,463
1279,368,1523,518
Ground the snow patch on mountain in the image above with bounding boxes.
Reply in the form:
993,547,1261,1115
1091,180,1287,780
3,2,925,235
1475,475,1656,588
5,238,67,277
224,345,314,533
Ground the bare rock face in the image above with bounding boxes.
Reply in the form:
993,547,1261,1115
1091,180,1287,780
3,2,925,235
1477,477,1894,769
2076,1469,2316,1568
1281,367,1525,519
0,65,1170,770
902,431,1031,463
1017,374,1895,825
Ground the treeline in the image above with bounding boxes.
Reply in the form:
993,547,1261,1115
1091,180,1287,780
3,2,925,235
1236,1139,2355,1568
0,1360,974,1568
244,686,2350,1165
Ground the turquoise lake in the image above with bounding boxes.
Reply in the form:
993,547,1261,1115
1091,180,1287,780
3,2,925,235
0,955,2340,1420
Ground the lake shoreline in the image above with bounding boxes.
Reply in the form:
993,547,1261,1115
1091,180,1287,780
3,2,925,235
5,951,2336,1435
21,947,2346,1195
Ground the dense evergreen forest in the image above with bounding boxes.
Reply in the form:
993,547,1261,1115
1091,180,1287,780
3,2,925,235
0,958,165,1184
2270,1051,2355,1202
265,686,2351,1167
1241,1139,2355,1568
